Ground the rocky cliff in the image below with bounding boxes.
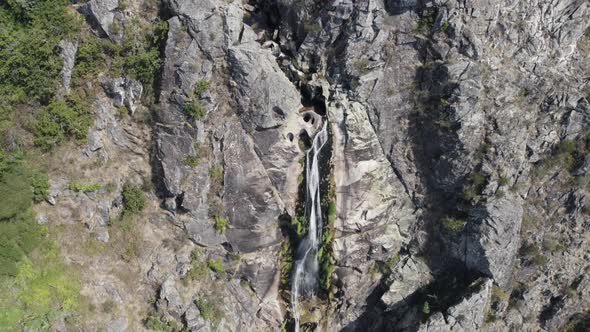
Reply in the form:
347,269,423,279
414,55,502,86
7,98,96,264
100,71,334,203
6,0,590,331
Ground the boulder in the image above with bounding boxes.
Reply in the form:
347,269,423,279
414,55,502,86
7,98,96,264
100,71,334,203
418,279,492,332
57,40,78,96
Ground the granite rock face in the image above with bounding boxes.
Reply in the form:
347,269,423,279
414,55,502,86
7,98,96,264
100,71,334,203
418,279,492,332
57,0,590,330
148,0,590,329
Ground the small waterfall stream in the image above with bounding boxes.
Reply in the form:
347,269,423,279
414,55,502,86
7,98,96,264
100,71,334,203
291,120,329,332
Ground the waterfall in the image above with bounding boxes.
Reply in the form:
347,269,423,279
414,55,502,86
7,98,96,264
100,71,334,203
292,120,329,332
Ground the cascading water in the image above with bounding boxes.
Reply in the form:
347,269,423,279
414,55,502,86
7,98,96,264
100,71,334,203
291,120,329,332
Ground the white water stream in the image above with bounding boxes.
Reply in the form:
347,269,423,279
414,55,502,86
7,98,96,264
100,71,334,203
291,120,329,332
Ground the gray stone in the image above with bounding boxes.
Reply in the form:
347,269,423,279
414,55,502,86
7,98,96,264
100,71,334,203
80,0,120,40
185,303,211,332
105,317,128,332
58,40,77,96
418,279,492,332
157,276,186,319
96,229,110,243
101,77,143,115
382,257,433,308
36,213,48,225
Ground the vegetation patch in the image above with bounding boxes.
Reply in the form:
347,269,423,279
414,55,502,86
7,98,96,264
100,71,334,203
73,35,119,82
144,312,183,332
416,8,437,32
318,170,336,294
30,172,49,203
195,80,210,96
69,180,102,193
279,240,293,287
519,242,548,267
183,98,205,119
213,216,228,234
110,19,167,94
121,184,146,214
533,139,586,179
462,171,487,202
440,216,466,233
207,258,225,273
34,97,92,151
0,0,79,103
195,296,223,323
183,249,209,281
0,151,81,330
183,80,211,120
183,143,201,167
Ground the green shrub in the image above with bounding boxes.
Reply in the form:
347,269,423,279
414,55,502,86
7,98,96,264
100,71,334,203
106,181,117,193
558,140,576,155
213,216,228,234
542,237,565,253
470,172,486,187
122,184,146,214
303,22,321,33
422,301,430,314
279,240,293,286
73,36,118,80
519,243,548,266
292,215,306,236
195,297,222,322
463,171,487,202
207,258,225,273
0,149,47,220
30,171,49,203
184,249,209,281
498,176,509,186
183,99,205,119
195,80,210,96
385,254,400,270
144,313,182,331
34,98,92,150
125,48,162,86
0,149,10,179
107,20,166,92
534,139,579,178
327,201,336,225
441,216,466,232
183,143,201,167
491,285,509,302
184,155,199,167
320,258,335,291
69,180,102,193
101,299,116,313
209,165,224,194
416,9,436,32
